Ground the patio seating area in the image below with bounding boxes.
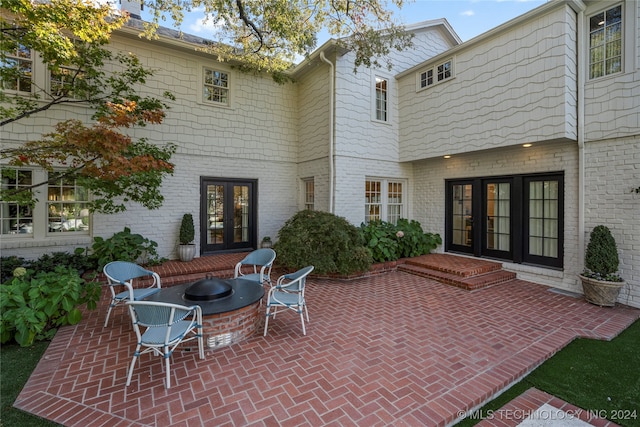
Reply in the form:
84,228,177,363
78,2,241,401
14,254,639,426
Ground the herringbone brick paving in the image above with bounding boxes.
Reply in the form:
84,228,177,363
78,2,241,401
13,254,640,426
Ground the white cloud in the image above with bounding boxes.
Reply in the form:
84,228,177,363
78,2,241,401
461,10,475,16
188,17,222,34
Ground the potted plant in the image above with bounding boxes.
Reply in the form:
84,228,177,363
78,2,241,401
260,236,272,248
178,213,196,262
578,225,625,306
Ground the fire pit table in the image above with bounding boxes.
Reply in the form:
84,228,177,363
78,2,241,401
145,275,264,349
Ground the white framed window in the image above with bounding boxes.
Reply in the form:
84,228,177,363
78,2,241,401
374,76,388,122
203,67,229,106
417,58,453,90
589,4,622,79
302,178,314,210
50,64,84,98
365,178,405,224
1,40,32,93
1,167,90,236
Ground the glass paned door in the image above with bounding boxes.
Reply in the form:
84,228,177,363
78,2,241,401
201,178,256,253
483,180,512,258
447,182,474,254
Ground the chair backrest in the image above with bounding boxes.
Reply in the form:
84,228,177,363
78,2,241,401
277,266,314,292
127,301,195,328
104,261,154,285
239,248,276,267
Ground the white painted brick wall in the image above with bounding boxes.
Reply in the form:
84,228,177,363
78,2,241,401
584,136,640,308
411,141,584,294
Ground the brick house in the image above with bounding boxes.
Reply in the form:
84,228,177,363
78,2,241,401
2,0,638,307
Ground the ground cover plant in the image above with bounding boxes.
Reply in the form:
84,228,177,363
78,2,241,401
457,318,640,427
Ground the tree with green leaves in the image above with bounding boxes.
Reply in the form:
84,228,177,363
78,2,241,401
142,0,414,73
1,0,176,213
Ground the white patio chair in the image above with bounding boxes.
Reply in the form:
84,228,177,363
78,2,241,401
234,248,276,288
264,266,314,336
103,261,162,327
125,300,204,389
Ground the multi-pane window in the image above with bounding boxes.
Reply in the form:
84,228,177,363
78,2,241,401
50,65,83,98
0,168,34,235
47,176,90,233
375,77,388,121
589,4,622,79
486,182,511,252
418,59,453,89
365,179,404,224
528,180,559,258
203,68,229,105
1,40,32,93
303,178,314,210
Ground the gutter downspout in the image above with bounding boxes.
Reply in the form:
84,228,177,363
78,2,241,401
320,51,335,214
577,7,586,269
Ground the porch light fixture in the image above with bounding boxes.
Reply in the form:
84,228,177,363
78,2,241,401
523,143,532,148
444,155,451,159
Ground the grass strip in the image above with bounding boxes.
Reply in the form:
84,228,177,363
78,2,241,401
457,318,640,426
0,341,60,427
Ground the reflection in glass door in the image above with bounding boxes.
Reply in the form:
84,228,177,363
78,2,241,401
201,178,256,253
448,182,474,253
483,181,512,258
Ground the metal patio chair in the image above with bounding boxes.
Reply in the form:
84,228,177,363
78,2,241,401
234,248,276,288
125,300,204,389
264,266,314,336
103,261,162,327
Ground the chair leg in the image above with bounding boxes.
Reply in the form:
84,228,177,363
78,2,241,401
304,304,309,323
104,302,115,328
300,310,306,335
164,346,171,389
126,347,140,386
263,306,271,336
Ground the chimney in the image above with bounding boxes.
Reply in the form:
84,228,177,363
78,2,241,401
120,0,142,20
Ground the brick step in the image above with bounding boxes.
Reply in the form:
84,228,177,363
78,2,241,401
405,253,503,277
398,263,516,290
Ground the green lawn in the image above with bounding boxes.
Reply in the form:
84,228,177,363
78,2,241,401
2,319,639,427
0,341,60,427
457,318,640,427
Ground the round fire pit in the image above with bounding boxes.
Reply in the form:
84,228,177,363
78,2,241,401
145,276,264,350
185,274,233,301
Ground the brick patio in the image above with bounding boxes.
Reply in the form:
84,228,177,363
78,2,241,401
13,254,639,426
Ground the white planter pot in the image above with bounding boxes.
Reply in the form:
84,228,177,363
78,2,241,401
178,244,196,262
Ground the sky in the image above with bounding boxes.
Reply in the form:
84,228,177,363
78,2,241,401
170,0,549,44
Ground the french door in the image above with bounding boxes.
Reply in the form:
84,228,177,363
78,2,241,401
200,178,257,254
445,173,563,268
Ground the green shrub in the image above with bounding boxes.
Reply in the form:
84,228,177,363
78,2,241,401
1,249,96,284
274,210,372,275
1,256,26,283
91,227,163,271
0,266,101,347
179,213,195,244
583,225,622,282
360,219,442,263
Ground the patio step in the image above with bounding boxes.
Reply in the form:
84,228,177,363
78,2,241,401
398,254,517,290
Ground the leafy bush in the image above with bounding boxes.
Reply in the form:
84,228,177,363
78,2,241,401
91,227,163,271
179,213,195,244
583,225,623,282
0,266,101,347
274,210,372,275
360,219,442,263
1,256,26,283
1,249,95,284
